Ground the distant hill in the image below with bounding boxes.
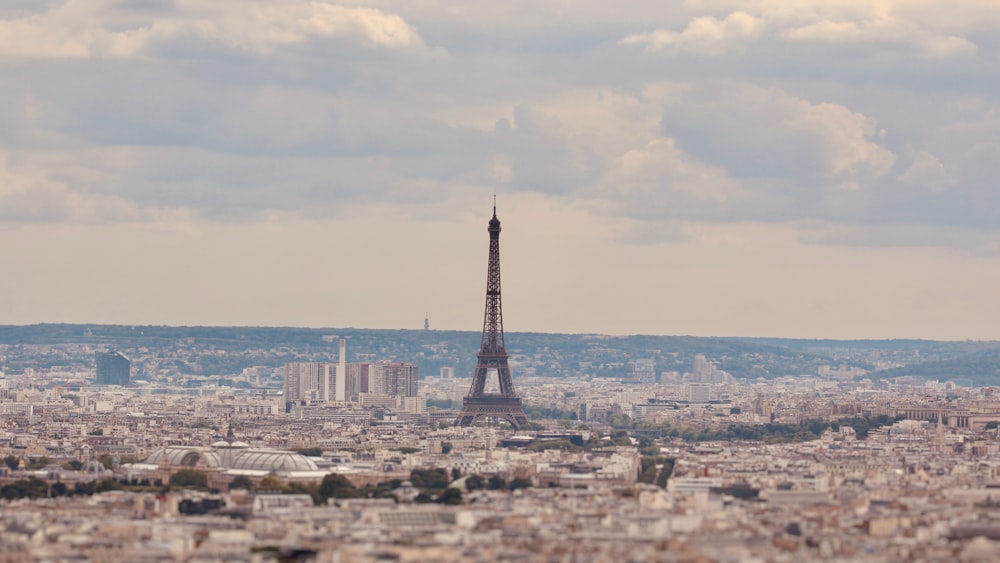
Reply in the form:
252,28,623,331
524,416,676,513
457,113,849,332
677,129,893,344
864,348,1000,387
1,324,999,383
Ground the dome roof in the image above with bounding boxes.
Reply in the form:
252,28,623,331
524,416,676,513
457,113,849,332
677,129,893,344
229,449,319,472
211,440,250,449
144,447,222,468
143,445,319,474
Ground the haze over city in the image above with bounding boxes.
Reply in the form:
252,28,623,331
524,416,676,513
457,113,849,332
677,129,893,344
2,1,1000,339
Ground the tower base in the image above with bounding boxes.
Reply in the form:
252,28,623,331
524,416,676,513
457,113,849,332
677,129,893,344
455,395,529,429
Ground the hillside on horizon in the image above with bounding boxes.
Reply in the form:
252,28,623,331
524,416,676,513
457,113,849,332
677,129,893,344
2,324,999,386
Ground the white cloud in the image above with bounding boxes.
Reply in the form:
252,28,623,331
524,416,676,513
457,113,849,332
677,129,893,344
622,11,763,54
622,1,980,58
798,101,896,178
0,0,424,59
612,137,742,206
0,1,996,250
898,149,954,192
0,151,142,221
661,83,897,181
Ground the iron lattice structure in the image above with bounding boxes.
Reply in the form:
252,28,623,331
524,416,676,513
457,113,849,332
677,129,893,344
455,206,529,428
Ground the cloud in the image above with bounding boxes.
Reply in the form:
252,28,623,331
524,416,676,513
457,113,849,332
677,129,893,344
622,1,980,58
798,222,1000,255
622,11,763,55
0,1,998,254
660,83,896,181
0,0,424,59
605,137,745,222
898,149,955,192
0,151,143,221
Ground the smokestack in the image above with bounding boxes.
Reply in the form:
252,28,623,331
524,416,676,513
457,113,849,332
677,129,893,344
336,339,347,401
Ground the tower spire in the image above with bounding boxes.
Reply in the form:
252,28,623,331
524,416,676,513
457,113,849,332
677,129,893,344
455,204,529,429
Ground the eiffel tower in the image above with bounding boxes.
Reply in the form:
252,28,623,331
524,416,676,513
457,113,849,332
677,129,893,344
455,204,529,429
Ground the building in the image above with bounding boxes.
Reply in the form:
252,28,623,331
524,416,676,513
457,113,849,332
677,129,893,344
344,362,373,400
133,433,329,486
95,352,131,386
690,354,733,384
284,359,417,408
371,362,418,397
688,384,712,403
633,359,656,384
692,354,711,381
283,362,335,407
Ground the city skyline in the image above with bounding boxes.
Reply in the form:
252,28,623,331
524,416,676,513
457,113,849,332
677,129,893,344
2,2,1000,340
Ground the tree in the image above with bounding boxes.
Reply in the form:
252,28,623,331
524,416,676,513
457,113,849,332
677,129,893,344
0,477,49,500
294,447,323,457
97,454,117,469
441,442,453,455
409,468,449,490
95,477,123,493
168,469,209,491
318,473,357,501
287,481,321,505
26,456,51,470
487,475,507,490
229,476,254,490
3,455,18,470
451,467,461,480
62,460,84,471
607,413,632,429
73,481,96,496
256,475,288,493
508,477,532,490
438,487,463,505
465,474,485,491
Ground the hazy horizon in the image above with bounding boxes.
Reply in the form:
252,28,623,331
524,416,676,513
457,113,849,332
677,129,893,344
2,321,995,344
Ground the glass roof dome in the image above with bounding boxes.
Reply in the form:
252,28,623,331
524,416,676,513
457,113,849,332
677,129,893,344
229,449,319,472
145,446,222,468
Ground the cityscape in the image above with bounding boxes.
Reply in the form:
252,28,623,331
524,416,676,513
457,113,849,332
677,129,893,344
4,208,1000,561
4,1,1000,562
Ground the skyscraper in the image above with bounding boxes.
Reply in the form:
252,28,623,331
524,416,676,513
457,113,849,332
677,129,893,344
95,352,131,386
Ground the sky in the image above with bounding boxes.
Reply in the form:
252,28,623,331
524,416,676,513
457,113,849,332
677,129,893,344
1,0,1000,340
